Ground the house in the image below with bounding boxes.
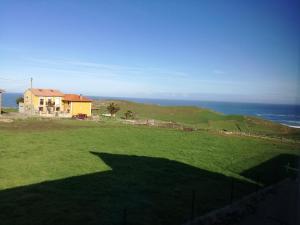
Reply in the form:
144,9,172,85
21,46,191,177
23,88,92,117
24,88,64,114
0,89,4,114
63,94,92,117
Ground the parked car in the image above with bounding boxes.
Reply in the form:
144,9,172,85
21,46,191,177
73,113,88,120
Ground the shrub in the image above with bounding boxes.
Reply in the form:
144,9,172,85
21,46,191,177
16,96,24,105
124,110,134,119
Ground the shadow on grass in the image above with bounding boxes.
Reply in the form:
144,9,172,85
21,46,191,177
0,152,297,225
241,154,299,185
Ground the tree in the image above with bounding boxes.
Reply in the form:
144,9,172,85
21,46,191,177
16,96,24,105
124,110,134,119
107,102,120,117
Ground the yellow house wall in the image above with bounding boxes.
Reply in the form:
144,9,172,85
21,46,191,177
71,102,92,116
24,90,39,111
63,101,71,113
24,90,64,112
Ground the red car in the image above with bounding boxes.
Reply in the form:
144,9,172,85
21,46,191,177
73,113,88,120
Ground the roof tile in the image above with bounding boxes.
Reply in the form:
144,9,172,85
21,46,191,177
63,94,92,102
30,88,64,97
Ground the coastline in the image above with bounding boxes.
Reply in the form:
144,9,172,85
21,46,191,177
2,93,300,127
282,124,300,129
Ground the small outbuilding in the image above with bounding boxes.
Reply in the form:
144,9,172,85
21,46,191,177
63,94,92,117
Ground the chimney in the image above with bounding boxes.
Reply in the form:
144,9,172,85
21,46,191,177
80,94,83,100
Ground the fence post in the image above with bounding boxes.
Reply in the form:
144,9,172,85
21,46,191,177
256,175,260,193
190,190,196,225
230,178,234,204
123,208,127,225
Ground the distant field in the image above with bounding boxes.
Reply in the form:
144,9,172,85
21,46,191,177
0,119,299,225
93,100,300,139
1,107,18,113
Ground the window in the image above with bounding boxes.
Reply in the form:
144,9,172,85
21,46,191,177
56,107,60,111
39,107,43,112
40,99,44,105
55,98,60,105
47,99,52,106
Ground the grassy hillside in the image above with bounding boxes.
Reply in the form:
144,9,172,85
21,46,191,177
0,119,299,225
94,100,225,123
93,100,299,138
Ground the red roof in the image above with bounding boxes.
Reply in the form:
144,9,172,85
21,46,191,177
29,88,64,97
63,94,92,102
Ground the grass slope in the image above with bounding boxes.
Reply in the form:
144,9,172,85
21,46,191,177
94,100,299,138
0,119,299,225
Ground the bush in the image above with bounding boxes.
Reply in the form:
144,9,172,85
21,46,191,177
124,110,134,119
16,96,24,105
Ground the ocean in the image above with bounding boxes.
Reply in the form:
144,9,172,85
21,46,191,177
2,93,300,128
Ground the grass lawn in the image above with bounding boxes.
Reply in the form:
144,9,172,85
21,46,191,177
0,119,299,225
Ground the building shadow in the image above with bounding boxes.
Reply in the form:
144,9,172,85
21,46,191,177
241,154,299,186
0,152,296,225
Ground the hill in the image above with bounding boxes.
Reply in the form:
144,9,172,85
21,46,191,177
93,100,300,139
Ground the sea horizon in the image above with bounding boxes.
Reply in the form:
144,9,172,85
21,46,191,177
2,92,300,106
2,92,300,128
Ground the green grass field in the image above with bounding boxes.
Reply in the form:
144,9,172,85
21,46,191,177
94,100,300,138
0,117,299,225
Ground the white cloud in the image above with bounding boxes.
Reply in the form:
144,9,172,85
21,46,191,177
25,57,189,80
212,69,225,75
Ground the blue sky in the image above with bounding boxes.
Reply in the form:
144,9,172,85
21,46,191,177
0,0,299,104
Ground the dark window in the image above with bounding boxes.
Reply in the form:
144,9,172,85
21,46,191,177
56,107,60,111
40,99,44,105
39,107,43,112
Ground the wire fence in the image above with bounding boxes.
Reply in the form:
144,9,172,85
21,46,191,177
114,165,299,225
